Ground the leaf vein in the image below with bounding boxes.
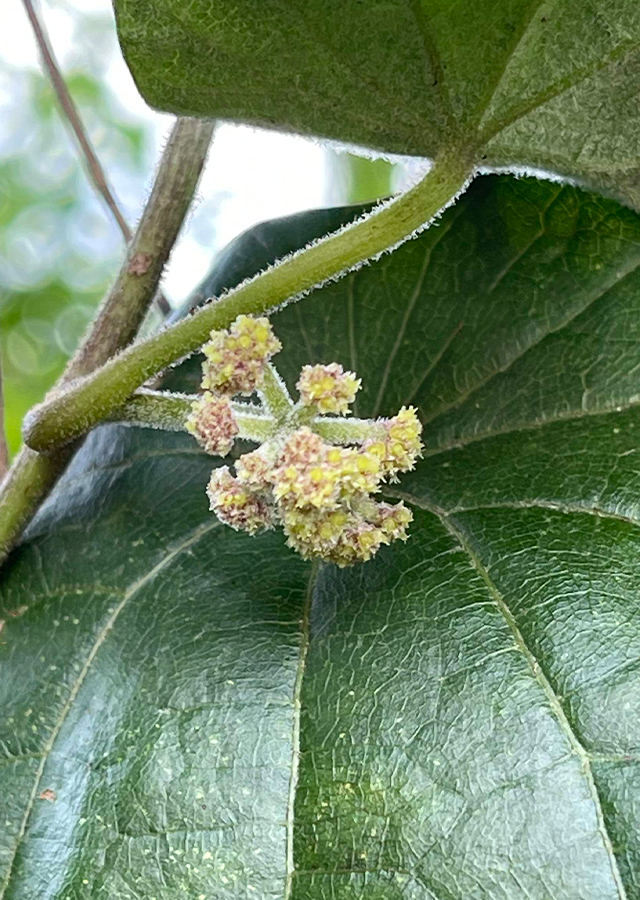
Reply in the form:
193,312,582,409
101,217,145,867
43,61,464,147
284,561,318,898
373,212,458,416
390,492,640,530
407,0,457,131
480,37,640,145
417,251,640,424
0,518,220,899
420,395,640,457
440,513,628,899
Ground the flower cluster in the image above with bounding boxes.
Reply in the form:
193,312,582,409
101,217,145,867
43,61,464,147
187,315,423,566
202,314,281,395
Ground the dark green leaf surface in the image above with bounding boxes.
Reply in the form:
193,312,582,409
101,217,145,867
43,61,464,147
3,175,640,897
113,0,640,207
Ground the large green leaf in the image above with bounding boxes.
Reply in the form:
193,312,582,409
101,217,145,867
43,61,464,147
113,0,640,207
3,175,640,897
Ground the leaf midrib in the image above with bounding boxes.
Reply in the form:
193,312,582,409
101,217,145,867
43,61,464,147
479,37,640,147
284,561,317,899
419,395,640,459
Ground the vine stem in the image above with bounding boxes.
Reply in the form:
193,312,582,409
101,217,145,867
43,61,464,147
0,348,9,481
0,118,214,565
21,0,131,241
24,149,474,454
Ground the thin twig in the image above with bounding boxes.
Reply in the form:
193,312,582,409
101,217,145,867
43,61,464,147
68,118,214,376
22,0,131,241
21,0,170,314
0,118,214,564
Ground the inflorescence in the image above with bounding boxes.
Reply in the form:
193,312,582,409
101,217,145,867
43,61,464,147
186,314,423,566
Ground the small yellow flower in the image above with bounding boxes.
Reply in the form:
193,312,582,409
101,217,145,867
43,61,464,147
272,428,341,509
202,315,281,396
297,363,361,414
189,315,420,565
372,406,423,476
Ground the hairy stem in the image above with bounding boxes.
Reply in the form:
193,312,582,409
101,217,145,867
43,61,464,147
110,390,386,446
0,119,214,565
25,150,474,453
259,364,294,422
314,416,386,445
113,391,278,443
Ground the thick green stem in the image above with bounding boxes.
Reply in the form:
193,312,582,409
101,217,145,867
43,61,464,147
0,445,76,558
24,150,474,454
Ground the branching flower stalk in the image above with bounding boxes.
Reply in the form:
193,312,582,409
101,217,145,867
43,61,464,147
135,314,424,566
3,148,471,564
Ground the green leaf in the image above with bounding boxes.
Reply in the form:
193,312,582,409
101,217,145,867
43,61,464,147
3,174,640,896
113,0,640,207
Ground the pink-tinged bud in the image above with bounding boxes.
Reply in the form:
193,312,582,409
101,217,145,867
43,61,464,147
202,315,281,396
207,467,274,534
296,363,361,414
235,446,275,491
186,393,238,456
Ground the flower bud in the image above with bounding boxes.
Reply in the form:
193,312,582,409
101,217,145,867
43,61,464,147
202,315,281,396
186,393,238,456
235,446,275,490
371,406,423,477
207,467,274,534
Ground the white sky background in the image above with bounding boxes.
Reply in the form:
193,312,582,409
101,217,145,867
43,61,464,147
1,0,337,306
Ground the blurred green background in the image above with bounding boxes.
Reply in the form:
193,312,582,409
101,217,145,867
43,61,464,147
0,0,399,459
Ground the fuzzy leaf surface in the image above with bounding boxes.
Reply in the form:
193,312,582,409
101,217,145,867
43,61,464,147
3,176,640,897
113,0,640,206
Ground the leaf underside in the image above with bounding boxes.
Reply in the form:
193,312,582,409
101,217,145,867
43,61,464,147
3,175,640,898
113,0,640,208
